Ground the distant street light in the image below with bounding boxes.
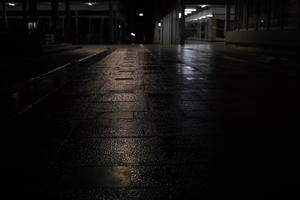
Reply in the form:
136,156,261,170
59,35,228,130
179,13,182,19
139,13,144,17
85,2,95,6
8,2,16,6
131,33,136,37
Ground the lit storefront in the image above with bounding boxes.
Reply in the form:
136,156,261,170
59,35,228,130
185,6,225,42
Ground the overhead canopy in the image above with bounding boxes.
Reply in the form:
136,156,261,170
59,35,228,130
184,0,225,4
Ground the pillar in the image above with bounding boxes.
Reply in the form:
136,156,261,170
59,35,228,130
234,0,239,30
28,0,37,23
225,0,231,32
51,0,59,35
22,0,28,29
75,10,78,43
65,0,71,42
109,0,114,44
267,0,272,30
179,0,185,45
298,1,300,29
2,0,8,29
88,16,91,43
198,21,201,39
118,19,122,43
100,17,104,43
171,11,173,44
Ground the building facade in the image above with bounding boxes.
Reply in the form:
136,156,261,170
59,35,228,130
225,0,300,48
153,0,226,45
185,6,225,42
153,10,181,45
0,0,126,44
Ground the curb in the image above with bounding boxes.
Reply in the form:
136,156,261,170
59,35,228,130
1,48,115,125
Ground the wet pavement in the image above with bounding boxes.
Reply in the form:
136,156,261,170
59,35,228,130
0,45,108,91
1,44,300,199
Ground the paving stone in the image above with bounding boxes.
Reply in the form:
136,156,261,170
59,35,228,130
58,136,215,166
98,112,134,119
96,93,146,102
89,102,148,112
2,45,300,199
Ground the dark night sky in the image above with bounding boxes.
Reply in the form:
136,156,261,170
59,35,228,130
125,0,177,43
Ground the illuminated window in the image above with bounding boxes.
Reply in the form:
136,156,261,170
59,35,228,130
28,22,37,30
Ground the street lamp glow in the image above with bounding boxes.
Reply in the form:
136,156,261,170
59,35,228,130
179,13,182,19
131,33,136,37
185,8,196,12
158,22,161,27
8,2,16,6
86,2,95,6
139,13,144,17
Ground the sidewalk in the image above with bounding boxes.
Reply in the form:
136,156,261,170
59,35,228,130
1,44,299,199
0,46,114,125
0,45,108,91
43,43,82,54
184,42,300,68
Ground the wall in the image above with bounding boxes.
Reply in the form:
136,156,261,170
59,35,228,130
226,30,300,48
0,1,123,44
185,7,225,42
225,0,300,48
154,10,180,45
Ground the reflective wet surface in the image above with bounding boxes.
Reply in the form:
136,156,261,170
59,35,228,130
1,44,299,199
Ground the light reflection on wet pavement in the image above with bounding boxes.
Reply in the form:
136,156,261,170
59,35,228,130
1,44,300,199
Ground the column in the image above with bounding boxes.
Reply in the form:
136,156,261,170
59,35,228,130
2,0,8,29
118,18,122,43
266,0,271,30
75,10,78,43
246,0,249,30
65,0,71,42
51,0,59,35
109,0,114,44
171,11,173,44
22,0,28,29
234,0,238,30
255,0,259,30
198,21,201,39
28,0,37,23
225,0,231,32
100,17,104,43
298,1,300,29
88,16,91,43
179,0,185,45
62,17,64,36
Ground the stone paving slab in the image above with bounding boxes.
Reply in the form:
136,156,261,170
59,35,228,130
1,44,300,199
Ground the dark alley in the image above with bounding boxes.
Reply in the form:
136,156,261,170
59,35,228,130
1,1,300,199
